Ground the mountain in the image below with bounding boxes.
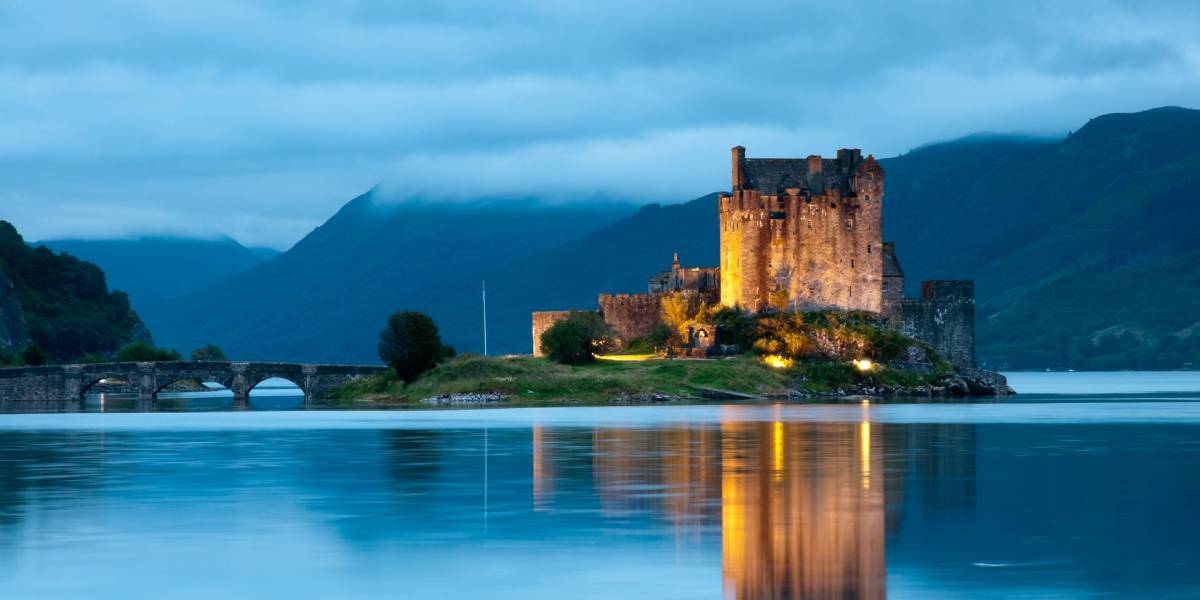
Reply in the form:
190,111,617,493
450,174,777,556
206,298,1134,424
882,106,1200,369
452,194,720,355
246,247,282,262
0,221,150,362
41,237,269,317
147,192,633,363
150,106,1200,370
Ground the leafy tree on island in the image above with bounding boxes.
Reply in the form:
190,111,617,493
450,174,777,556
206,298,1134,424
190,344,228,361
539,311,613,365
114,342,182,362
378,311,447,384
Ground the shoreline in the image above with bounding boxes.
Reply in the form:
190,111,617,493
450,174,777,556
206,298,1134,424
325,354,1013,409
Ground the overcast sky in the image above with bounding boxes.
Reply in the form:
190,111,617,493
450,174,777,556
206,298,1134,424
2,0,1198,249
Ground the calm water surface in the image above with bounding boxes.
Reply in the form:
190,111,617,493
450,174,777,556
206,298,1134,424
1,373,1199,599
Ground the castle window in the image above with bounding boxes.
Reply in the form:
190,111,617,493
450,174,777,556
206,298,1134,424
867,244,872,254
851,259,855,268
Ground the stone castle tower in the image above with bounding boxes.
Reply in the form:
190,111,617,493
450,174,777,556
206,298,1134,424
719,146,884,313
533,144,977,368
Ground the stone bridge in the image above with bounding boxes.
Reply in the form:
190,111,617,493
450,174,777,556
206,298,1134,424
0,361,387,406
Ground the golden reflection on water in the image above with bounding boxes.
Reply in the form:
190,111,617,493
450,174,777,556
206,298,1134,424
532,424,553,510
538,406,906,599
719,406,884,600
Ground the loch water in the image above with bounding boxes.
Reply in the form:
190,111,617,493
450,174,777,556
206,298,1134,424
1,373,1199,599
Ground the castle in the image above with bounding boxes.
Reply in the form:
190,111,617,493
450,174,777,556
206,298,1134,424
533,146,976,367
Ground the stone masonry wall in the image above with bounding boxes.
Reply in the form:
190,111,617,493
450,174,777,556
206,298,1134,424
719,149,884,314
531,311,573,356
891,280,976,368
598,293,664,345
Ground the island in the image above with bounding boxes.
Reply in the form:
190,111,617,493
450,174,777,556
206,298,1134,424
329,146,1013,407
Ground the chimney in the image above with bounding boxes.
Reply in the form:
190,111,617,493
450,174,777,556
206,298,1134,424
807,155,822,177
732,146,746,190
837,148,862,169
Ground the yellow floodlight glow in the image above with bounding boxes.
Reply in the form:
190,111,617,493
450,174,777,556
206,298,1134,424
594,353,657,362
763,355,794,369
853,359,875,372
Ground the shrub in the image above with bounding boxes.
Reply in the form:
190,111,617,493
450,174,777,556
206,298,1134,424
378,311,445,384
623,323,675,355
190,344,228,361
712,307,758,351
114,342,181,362
539,311,613,365
21,344,47,366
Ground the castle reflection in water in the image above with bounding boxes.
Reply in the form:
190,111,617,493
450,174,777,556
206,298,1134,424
532,406,976,600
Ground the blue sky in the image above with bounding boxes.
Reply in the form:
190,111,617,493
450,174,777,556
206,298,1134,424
2,0,1198,248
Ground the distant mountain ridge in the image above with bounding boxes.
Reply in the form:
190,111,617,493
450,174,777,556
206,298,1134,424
142,106,1199,370
145,193,634,362
41,236,270,318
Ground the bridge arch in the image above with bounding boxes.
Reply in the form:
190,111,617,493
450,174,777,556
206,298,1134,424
246,375,307,395
152,375,235,397
78,373,134,398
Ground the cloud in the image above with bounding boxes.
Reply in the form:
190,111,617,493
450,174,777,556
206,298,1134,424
0,0,1198,247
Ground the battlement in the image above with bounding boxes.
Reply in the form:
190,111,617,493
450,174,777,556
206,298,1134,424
920,280,974,304
891,280,976,368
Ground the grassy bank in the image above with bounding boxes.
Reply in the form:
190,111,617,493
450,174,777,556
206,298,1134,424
324,354,945,407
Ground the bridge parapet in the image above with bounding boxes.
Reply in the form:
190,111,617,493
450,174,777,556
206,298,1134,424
0,361,387,405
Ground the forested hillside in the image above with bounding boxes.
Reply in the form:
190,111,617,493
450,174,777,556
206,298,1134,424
0,221,150,362
884,107,1200,369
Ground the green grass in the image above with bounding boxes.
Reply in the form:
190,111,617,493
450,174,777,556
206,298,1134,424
323,354,945,407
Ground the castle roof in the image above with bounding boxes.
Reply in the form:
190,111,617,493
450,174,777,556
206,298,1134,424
737,148,876,196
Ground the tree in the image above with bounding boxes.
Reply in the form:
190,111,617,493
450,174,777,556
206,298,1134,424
21,344,46,366
713,307,758,351
378,311,444,383
660,292,696,335
539,311,613,365
190,344,228,361
114,342,181,362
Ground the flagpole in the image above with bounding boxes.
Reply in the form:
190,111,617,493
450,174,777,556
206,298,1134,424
482,280,488,356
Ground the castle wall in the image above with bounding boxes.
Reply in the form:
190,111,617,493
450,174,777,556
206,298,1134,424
720,150,883,314
881,242,905,312
891,281,976,368
531,310,573,356
598,293,664,345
